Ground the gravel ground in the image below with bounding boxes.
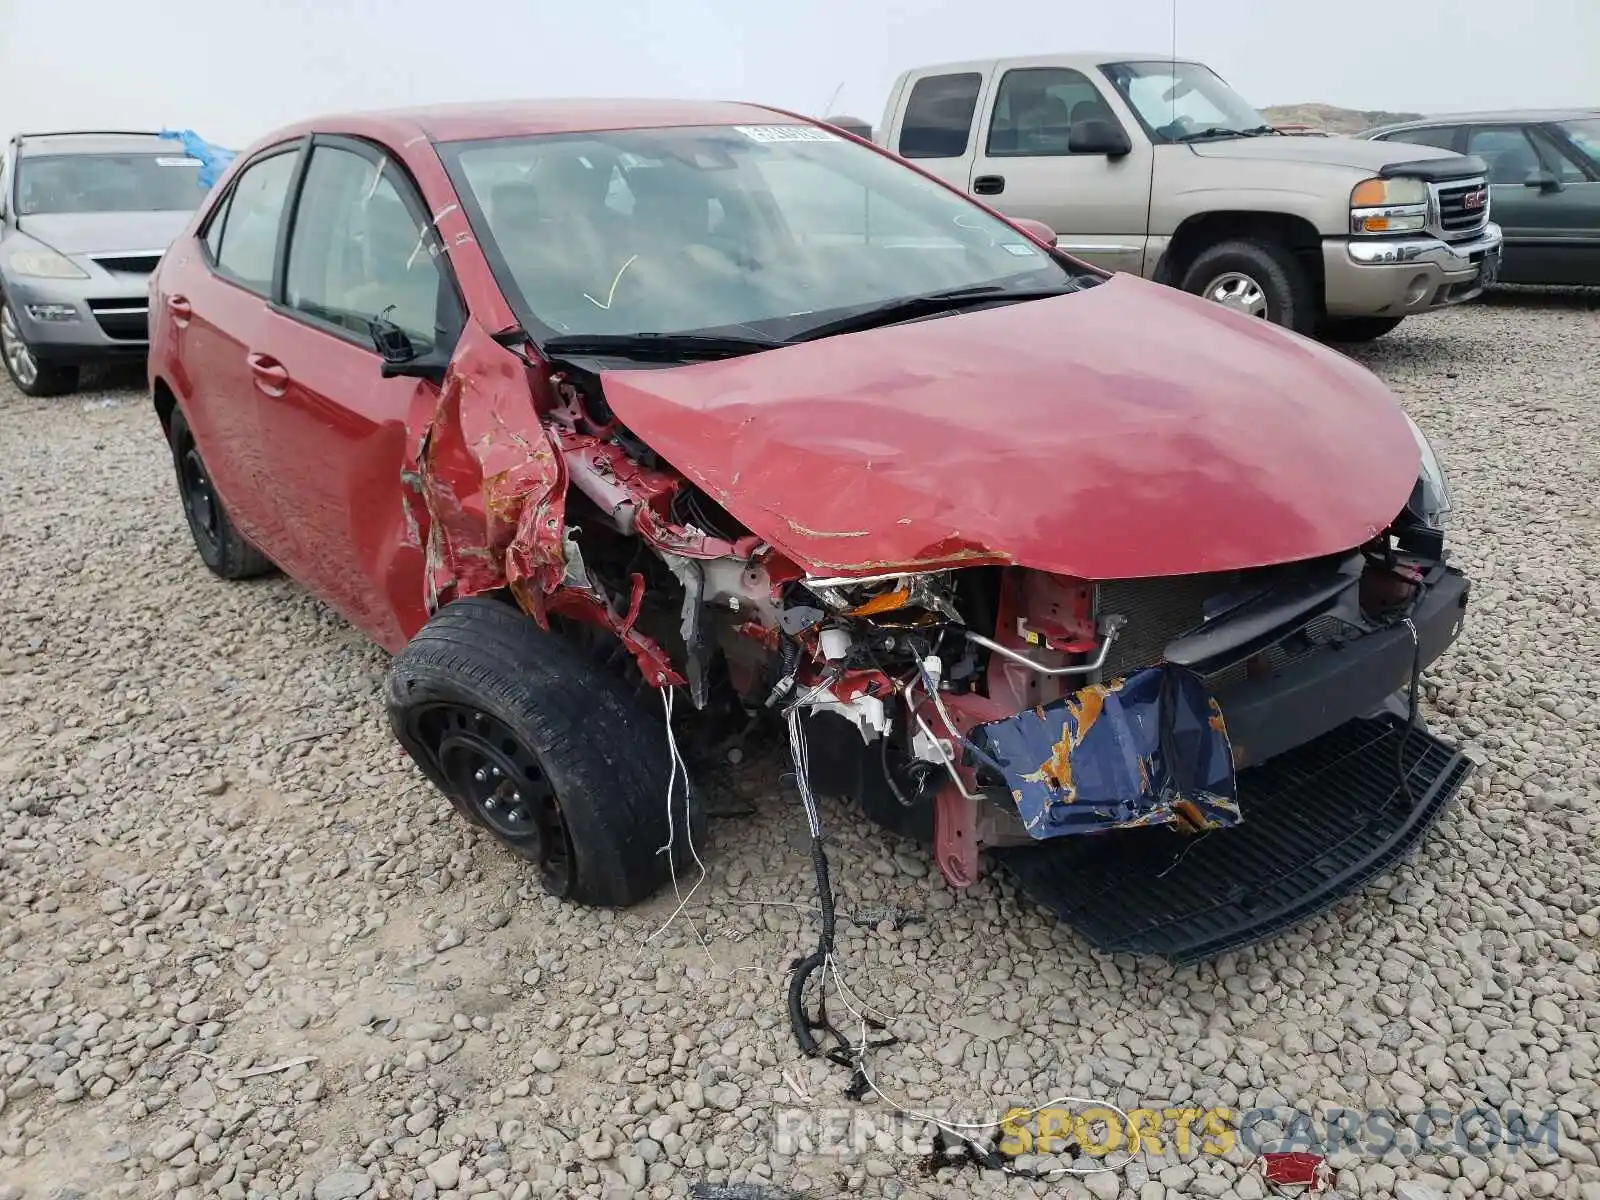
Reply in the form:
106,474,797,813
2,295,1598,1200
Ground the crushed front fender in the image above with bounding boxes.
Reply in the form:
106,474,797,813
969,665,1240,838
400,319,567,622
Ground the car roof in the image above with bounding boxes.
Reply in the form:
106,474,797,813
1367,108,1599,136
277,98,802,146
15,131,189,157
900,52,1196,76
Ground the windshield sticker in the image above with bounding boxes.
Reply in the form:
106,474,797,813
1001,243,1041,257
733,125,840,144
156,157,203,167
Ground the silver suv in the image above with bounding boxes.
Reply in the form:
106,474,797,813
1,131,205,396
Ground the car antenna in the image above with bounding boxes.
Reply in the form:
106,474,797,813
1169,0,1178,126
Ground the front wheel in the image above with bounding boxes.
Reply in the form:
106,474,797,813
1319,316,1405,343
387,595,703,907
1180,239,1315,334
1,299,78,397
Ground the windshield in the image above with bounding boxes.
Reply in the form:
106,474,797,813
1101,61,1269,144
440,124,1078,341
1559,117,1600,167
15,153,204,215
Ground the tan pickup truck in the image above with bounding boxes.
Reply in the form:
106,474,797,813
873,53,1504,340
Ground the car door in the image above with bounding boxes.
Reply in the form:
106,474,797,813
967,64,1152,275
249,136,460,649
1464,123,1599,285
168,143,305,559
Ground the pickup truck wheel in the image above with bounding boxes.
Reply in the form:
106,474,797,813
166,407,275,579
1320,316,1405,343
387,595,702,908
1181,240,1314,334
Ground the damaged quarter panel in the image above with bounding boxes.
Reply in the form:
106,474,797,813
595,274,1421,580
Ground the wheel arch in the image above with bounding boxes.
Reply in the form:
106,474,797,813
1155,210,1327,313
152,375,178,438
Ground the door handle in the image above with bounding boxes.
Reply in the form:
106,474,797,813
973,175,1006,195
246,352,290,395
166,295,192,325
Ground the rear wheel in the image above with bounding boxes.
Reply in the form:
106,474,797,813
1319,316,1405,343
1,298,78,397
166,406,275,579
1181,239,1315,334
387,595,703,907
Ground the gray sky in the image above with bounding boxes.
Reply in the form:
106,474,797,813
2,0,1595,149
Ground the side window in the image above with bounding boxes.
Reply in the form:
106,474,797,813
1467,126,1543,185
284,144,446,349
898,73,983,160
988,68,1111,157
212,151,298,294
1381,126,1460,152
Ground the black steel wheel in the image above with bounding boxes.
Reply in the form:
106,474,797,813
165,406,274,579
388,595,704,907
405,702,575,895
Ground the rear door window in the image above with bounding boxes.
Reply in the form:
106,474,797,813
211,151,299,295
1467,126,1544,184
898,73,984,159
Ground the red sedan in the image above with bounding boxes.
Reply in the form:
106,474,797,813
149,100,1472,960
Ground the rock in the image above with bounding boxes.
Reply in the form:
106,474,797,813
531,1047,562,1073
312,1170,371,1200
1084,1170,1120,1200
951,1013,1018,1041
617,1154,646,1188
705,1081,742,1111
425,1150,461,1189
151,1131,195,1162
178,1079,215,1110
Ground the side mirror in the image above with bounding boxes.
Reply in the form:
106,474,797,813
1524,168,1564,193
370,314,449,384
1068,117,1132,159
1009,217,1058,247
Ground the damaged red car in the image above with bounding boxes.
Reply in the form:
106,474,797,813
148,100,1473,961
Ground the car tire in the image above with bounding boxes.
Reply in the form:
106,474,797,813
1181,239,1315,334
1,297,79,397
387,595,704,908
166,406,276,579
1319,316,1405,343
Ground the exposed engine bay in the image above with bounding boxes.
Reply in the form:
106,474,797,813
532,357,1466,892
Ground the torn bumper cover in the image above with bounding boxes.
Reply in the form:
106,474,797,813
969,666,1240,839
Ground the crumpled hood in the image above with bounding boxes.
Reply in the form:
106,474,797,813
597,273,1420,580
17,210,193,257
1190,133,1474,175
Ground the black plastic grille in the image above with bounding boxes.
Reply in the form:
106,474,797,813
87,301,148,341
992,715,1470,963
90,253,163,275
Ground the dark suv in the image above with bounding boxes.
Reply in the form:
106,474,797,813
1365,110,1600,286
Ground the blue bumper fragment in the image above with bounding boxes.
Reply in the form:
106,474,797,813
969,665,1240,839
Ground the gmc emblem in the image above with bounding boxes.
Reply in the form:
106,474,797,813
1461,188,1487,211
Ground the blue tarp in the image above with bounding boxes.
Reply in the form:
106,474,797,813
158,129,237,190
969,665,1240,839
